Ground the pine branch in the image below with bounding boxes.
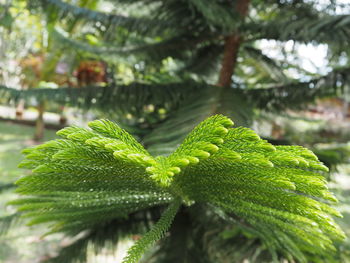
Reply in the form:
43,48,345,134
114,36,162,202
0,82,203,125
0,182,15,193
1,63,348,123
122,198,182,263
188,0,237,29
52,28,219,62
143,87,253,156
182,44,222,76
14,115,345,262
245,66,350,111
0,213,20,236
242,45,288,83
30,0,220,39
29,0,162,35
249,14,350,44
43,208,162,263
313,143,350,171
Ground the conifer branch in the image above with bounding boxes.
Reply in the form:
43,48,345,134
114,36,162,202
14,115,345,261
122,198,182,263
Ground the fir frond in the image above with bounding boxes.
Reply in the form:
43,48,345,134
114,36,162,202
52,28,218,63
0,82,203,124
182,44,222,76
1,63,349,115
29,0,161,35
29,0,203,39
250,14,350,44
146,115,234,187
313,143,350,171
43,208,162,263
187,0,236,29
143,87,253,156
14,120,172,233
242,45,288,83
122,198,182,263
0,213,20,236
245,66,350,111
15,115,344,261
0,182,15,193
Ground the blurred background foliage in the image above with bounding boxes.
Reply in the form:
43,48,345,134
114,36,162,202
0,0,350,262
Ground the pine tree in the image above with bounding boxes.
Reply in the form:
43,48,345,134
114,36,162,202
1,0,350,262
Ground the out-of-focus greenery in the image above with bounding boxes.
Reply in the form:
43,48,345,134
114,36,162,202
0,122,57,263
0,122,57,180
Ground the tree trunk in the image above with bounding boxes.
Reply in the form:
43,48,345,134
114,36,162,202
15,100,25,120
217,0,250,87
34,101,45,141
59,105,67,125
217,35,242,87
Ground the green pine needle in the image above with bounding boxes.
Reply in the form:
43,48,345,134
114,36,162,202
122,198,182,263
14,114,345,262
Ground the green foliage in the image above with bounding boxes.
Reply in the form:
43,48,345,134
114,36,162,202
122,198,181,263
14,115,344,262
242,45,289,84
43,208,163,263
1,61,348,122
0,82,201,112
246,66,350,111
187,0,236,29
27,0,350,74
37,0,138,27
0,213,20,236
250,14,350,44
314,143,350,171
143,86,253,156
